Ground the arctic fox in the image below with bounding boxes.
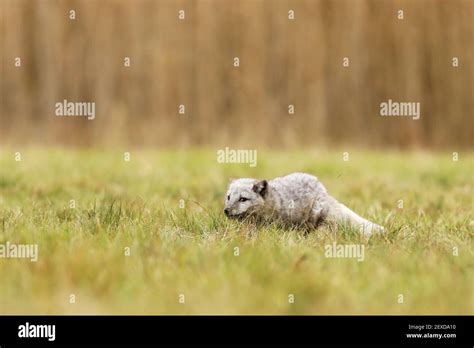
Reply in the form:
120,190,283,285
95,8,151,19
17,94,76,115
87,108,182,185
224,172,384,237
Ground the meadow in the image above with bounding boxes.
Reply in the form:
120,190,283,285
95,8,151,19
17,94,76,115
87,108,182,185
0,148,472,314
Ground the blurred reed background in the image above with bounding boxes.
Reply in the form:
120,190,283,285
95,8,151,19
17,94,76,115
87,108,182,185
0,0,472,149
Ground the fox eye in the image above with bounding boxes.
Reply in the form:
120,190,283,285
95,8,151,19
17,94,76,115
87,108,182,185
227,195,230,201
239,197,249,202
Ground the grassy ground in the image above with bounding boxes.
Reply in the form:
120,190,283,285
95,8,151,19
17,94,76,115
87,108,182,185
0,148,472,314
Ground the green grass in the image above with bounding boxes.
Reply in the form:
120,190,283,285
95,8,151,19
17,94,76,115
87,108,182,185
0,148,472,314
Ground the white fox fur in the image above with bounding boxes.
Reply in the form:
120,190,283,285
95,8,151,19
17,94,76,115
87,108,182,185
224,172,384,237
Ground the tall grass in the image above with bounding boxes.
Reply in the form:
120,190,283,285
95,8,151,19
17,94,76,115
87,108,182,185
1,0,473,148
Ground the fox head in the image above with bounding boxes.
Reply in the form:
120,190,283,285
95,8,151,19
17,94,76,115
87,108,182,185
224,178,268,218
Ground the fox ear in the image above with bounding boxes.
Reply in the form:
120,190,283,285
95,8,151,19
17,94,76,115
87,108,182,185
252,180,268,198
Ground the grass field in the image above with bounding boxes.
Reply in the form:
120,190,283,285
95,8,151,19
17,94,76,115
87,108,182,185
0,148,472,314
